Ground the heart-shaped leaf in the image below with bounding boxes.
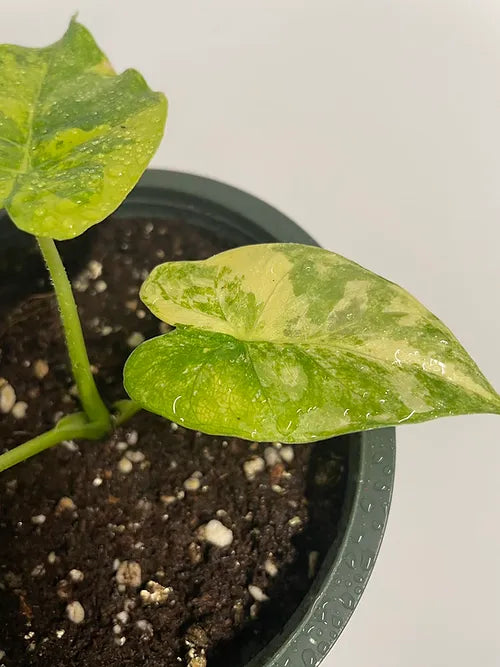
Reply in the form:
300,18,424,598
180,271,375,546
0,18,166,240
124,244,500,442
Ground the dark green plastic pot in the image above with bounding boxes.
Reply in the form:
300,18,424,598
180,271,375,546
117,170,396,667
0,169,396,666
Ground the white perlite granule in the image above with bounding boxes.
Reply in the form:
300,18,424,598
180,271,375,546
118,457,133,474
94,280,107,293
125,450,145,463
126,430,138,446
33,359,49,379
183,475,201,492
140,580,172,606
61,440,78,452
31,514,46,525
243,456,265,481
11,401,28,419
264,559,278,577
0,381,16,413
116,611,129,625
280,446,295,463
127,332,145,348
248,585,269,602
288,516,302,528
87,260,102,279
263,447,281,467
203,520,233,548
115,561,142,589
66,601,85,624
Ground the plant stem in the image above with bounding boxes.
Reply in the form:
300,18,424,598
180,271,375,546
113,399,142,426
0,419,104,473
0,402,143,473
0,243,144,473
37,236,110,429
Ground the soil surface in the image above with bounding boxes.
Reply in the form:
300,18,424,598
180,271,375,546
0,214,348,667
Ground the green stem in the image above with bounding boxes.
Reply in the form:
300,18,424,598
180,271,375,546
37,236,110,429
0,402,143,473
0,431,64,471
0,419,105,473
113,399,142,426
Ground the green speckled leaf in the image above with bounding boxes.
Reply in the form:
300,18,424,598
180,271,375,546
0,18,166,240
124,244,500,442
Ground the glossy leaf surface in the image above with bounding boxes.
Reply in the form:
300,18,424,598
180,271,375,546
0,18,166,239
124,244,500,442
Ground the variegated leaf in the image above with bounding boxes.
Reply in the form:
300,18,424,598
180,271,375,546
0,18,166,240
124,244,500,442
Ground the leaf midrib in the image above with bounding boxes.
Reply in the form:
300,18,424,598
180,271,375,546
7,51,52,205
173,323,500,409
18,60,50,176
7,46,124,192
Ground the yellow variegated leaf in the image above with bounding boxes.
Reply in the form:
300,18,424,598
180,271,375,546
0,18,166,239
124,244,500,442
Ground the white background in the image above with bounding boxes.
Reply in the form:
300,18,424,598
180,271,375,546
2,2,500,666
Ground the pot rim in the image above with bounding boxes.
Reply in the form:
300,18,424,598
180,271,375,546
125,169,396,667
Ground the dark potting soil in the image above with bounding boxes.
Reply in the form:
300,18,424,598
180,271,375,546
0,214,348,667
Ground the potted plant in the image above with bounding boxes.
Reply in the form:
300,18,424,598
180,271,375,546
0,19,498,667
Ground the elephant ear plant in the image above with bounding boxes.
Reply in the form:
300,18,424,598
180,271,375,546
1,23,499,475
